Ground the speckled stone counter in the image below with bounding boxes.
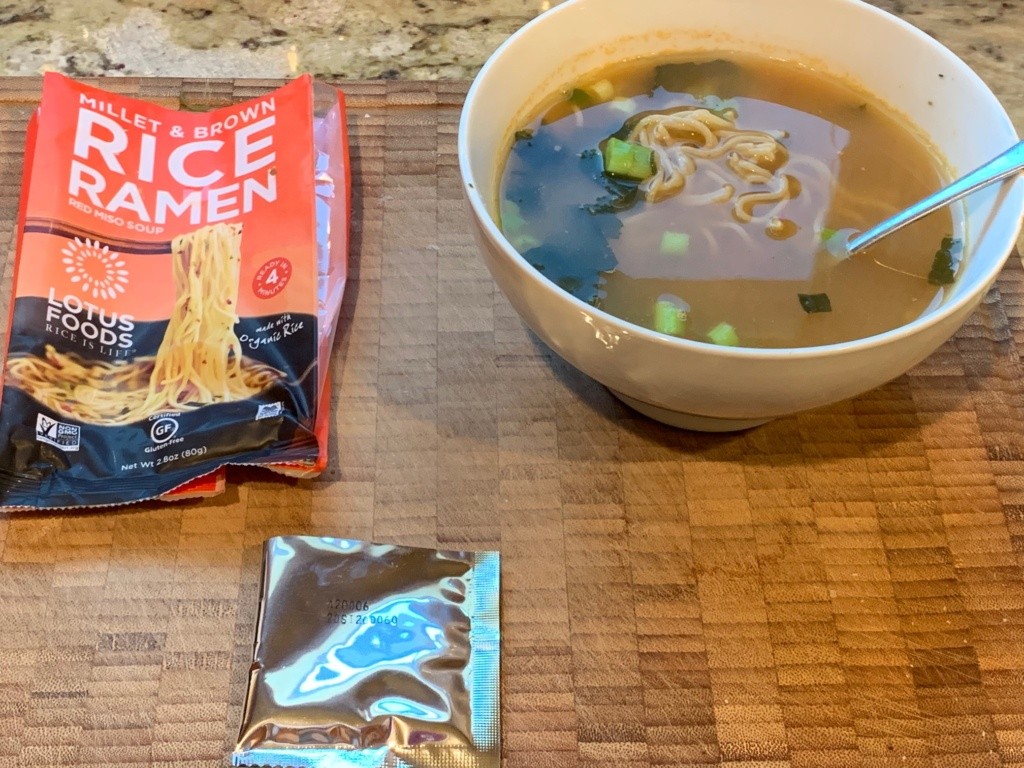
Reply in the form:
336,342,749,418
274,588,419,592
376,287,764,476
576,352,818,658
0,0,1021,131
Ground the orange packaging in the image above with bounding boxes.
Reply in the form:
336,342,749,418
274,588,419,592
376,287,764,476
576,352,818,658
0,73,349,510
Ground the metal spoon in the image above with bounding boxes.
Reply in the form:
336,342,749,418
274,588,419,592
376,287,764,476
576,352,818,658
825,139,1024,259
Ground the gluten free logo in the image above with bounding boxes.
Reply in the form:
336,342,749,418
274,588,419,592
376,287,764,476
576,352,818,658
143,415,185,455
150,417,179,444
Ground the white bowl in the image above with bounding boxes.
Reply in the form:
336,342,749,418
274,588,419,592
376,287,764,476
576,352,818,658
457,0,1023,431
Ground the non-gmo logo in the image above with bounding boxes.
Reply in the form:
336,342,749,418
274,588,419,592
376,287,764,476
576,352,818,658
35,413,81,452
150,417,179,444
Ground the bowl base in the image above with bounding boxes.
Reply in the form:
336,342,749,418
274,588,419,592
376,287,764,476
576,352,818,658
609,389,773,432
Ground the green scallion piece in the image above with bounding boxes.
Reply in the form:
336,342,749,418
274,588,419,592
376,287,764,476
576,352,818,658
798,293,832,313
820,227,837,243
602,137,655,181
585,78,614,102
501,200,537,252
660,231,691,256
707,321,739,347
653,299,687,336
501,211,527,234
510,233,541,252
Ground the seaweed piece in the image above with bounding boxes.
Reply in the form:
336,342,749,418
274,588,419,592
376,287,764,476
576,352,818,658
591,207,624,241
521,208,618,303
568,88,592,108
927,235,963,286
586,184,641,216
798,293,832,313
556,275,584,294
503,126,573,215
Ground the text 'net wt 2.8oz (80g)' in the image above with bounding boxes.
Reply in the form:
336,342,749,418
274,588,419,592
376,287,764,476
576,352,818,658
0,73,350,510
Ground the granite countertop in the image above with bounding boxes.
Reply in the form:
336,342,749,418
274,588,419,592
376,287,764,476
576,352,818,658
0,0,1020,132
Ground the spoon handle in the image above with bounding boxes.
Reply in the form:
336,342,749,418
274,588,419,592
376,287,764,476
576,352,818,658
847,139,1024,255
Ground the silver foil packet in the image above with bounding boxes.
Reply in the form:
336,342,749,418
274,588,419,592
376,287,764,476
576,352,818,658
233,537,500,768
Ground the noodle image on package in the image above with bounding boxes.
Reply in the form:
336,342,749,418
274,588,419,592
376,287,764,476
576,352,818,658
0,73,350,510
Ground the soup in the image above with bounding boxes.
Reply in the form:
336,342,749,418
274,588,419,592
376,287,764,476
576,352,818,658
498,53,963,348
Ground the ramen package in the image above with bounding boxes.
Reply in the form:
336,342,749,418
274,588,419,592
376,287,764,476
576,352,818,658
0,73,349,510
233,537,501,768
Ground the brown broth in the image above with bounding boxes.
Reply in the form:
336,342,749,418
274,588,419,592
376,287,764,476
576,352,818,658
499,52,961,348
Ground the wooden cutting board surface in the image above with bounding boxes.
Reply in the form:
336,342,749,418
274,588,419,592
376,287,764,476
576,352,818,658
1,78,1024,767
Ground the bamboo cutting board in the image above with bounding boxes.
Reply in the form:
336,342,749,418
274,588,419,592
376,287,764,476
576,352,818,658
1,78,1024,768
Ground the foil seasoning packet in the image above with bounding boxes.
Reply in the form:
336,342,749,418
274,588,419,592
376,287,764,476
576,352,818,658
233,537,500,768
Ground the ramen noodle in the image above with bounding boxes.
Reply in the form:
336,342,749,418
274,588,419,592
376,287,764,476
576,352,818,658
0,74,350,510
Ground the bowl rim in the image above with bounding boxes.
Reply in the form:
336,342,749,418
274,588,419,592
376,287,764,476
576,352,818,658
457,0,1024,361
